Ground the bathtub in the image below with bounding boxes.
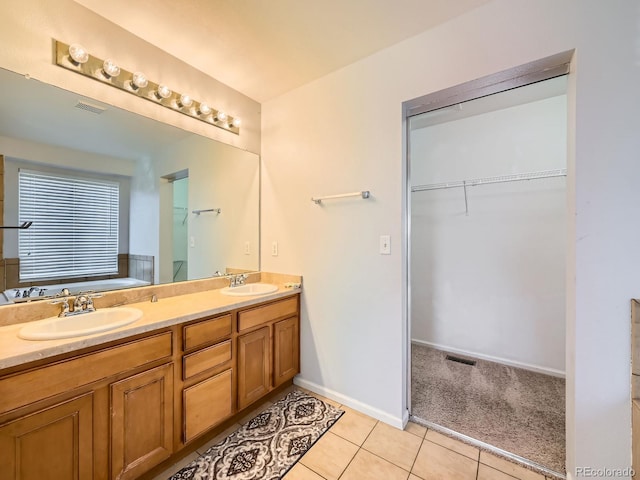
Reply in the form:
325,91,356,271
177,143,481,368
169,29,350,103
3,277,151,303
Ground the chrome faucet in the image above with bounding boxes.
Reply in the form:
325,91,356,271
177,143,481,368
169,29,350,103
73,291,102,314
229,274,249,287
50,289,71,317
51,289,102,317
74,294,96,313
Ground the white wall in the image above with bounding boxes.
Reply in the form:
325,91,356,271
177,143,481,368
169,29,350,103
155,135,260,281
411,94,566,374
261,0,640,476
0,0,260,154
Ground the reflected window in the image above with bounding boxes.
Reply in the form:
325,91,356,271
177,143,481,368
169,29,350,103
18,169,119,281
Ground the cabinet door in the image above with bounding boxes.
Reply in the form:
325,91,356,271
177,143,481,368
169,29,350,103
110,363,173,480
273,317,300,387
183,369,233,443
0,393,93,480
237,326,271,410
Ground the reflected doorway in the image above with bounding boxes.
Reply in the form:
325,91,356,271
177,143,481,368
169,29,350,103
172,177,189,282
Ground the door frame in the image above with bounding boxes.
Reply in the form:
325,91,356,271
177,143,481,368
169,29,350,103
401,50,573,476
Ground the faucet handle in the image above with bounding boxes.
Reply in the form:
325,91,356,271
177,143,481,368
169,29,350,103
50,297,71,317
55,288,70,298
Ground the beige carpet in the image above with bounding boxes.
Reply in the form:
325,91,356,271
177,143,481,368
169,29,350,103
411,344,565,474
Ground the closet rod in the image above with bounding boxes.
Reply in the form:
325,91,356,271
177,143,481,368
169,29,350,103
411,168,566,193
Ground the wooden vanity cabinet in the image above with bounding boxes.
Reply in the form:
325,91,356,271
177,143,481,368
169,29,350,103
110,363,174,480
273,316,300,388
238,326,271,410
0,292,300,480
0,393,94,480
180,314,234,444
0,331,174,480
237,297,300,410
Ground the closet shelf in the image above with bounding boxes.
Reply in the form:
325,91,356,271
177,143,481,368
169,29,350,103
411,168,566,215
411,169,566,193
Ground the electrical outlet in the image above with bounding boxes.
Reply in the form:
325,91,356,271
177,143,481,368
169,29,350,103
379,235,391,255
271,241,278,256
189,236,195,248
244,241,250,255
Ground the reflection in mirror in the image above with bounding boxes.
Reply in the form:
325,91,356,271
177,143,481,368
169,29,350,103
0,67,259,306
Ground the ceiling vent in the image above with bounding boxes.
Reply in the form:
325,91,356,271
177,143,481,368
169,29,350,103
74,101,106,115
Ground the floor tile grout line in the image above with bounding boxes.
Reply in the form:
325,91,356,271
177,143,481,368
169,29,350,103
405,425,426,476
422,431,480,463
336,419,379,479
298,461,329,480
359,442,415,475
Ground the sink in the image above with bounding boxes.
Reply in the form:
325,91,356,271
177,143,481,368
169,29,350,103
18,307,143,341
220,283,278,296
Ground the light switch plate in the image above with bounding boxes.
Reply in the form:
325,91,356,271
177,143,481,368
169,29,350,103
379,235,391,255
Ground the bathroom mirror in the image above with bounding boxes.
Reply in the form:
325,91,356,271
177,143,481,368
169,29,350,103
0,67,259,305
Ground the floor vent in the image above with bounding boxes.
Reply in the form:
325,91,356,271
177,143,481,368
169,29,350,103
446,355,477,366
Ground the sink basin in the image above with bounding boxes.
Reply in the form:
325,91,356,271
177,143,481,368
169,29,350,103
220,283,278,296
18,307,143,341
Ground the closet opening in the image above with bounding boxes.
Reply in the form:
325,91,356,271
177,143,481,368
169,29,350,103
404,53,571,479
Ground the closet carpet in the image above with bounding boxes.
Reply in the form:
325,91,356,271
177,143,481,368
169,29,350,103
411,343,565,474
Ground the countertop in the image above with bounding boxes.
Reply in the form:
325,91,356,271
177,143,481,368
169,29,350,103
0,283,301,371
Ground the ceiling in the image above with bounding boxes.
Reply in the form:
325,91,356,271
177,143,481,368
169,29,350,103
0,67,190,162
74,0,490,103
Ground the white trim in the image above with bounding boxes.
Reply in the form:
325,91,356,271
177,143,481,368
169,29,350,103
293,376,405,429
412,338,566,378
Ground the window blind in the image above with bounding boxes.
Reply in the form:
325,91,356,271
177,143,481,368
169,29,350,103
18,169,119,281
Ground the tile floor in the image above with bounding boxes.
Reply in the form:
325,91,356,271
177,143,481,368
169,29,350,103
154,388,556,480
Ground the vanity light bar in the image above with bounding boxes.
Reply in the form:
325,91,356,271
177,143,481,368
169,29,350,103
54,40,241,135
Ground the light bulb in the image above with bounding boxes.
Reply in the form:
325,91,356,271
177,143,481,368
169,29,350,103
199,103,212,116
232,117,241,127
215,111,227,122
68,44,89,64
156,84,172,99
178,94,193,108
102,59,120,78
131,72,148,89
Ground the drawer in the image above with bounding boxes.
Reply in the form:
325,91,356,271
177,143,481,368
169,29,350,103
183,369,232,443
0,332,172,414
238,297,298,333
183,314,232,351
183,340,232,380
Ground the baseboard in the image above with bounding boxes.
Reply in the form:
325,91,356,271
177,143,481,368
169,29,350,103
293,376,405,429
411,339,566,378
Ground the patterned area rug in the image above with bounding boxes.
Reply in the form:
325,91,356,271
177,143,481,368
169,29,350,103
170,390,343,480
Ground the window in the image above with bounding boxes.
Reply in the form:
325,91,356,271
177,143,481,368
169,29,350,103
18,169,119,281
